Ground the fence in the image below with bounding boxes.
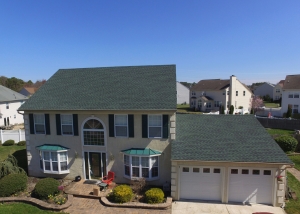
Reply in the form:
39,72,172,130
256,117,300,130
255,107,283,117
0,129,25,144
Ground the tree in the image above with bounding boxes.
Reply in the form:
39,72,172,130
275,135,298,153
0,76,7,86
6,77,24,92
219,105,225,114
33,79,46,88
229,105,234,114
250,96,264,114
286,105,292,118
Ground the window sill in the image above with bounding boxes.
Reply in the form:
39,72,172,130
41,169,70,174
123,175,159,181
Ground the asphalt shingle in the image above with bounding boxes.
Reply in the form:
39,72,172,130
172,113,293,164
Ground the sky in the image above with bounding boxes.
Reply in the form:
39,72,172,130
1,1,300,85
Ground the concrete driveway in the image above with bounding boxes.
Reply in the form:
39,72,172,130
172,201,286,214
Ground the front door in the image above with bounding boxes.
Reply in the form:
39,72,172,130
84,152,107,180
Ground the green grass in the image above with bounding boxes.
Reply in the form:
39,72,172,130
266,128,294,136
264,102,280,108
0,145,27,173
285,172,300,214
0,203,63,214
176,104,203,114
289,156,300,171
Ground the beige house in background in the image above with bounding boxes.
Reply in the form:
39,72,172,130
281,74,300,115
273,80,284,101
18,65,177,186
190,75,252,113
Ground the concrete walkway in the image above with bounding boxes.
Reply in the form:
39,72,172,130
287,167,300,181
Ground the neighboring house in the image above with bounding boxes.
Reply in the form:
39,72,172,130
19,87,38,97
176,82,189,104
253,82,275,98
18,65,177,186
190,75,252,113
281,74,300,115
0,85,27,127
171,113,292,207
273,80,284,101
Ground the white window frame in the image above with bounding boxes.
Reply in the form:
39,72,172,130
34,114,45,134
293,105,299,114
289,93,293,98
114,114,128,137
148,115,162,138
227,91,229,95
39,150,69,174
214,101,220,107
243,91,245,96
236,91,238,96
276,89,280,93
6,103,9,109
206,102,211,108
294,93,299,98
191,91,196,96
61,114,73,135
123,154,160,181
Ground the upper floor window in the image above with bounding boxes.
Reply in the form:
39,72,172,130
115,115,128,137
207,102,212,108
293,105,299,114
83,119,105,146
148,115,162,138
191,91,196,96
227,91,229,95
276,89,280,93
223,91,226,95
243,91,245,96
289,94,293,98
34,114,45,134
294,93,299,98
236,91,238,96
214,101,221,107
6,103,9,109
61,114,73,135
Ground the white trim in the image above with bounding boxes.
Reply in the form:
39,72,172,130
82,151,107,180
34,113,46,134
39,150,69,174
61,114,74,136
81,117,106,147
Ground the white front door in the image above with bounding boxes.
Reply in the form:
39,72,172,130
180,166,222,201
228,168,273,204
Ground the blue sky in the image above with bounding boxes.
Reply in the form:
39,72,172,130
1,1,299,85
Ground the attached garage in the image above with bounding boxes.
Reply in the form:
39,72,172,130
179,166,222,201
228,168,273,204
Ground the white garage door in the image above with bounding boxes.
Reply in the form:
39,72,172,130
228,168,273,204
180,166,222,201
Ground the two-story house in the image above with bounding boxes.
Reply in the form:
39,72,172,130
253,82,275,99
176,82,189,104
0,85,27,127
190,75,252,113
273,80,284,101
281,74,300,115
18,65,177,185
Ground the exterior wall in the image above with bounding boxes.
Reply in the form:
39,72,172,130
176,82,189,104
24,110,175,186
254,83,274,98
229,76,252,112
0,100,26,126
171,160,288,207
273,84,282,101
281,89,300,114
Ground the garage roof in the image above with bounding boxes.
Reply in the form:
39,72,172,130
172,114,293,164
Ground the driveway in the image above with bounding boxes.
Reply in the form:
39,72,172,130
172,201,286,214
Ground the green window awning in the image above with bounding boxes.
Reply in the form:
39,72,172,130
121,148,162,156
36,144,69,151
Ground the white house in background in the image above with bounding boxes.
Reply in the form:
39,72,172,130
281,74,300,115
0,85,28,127
176,82,189,104
254,82,275,98
190,75,252,113
273,80,284,101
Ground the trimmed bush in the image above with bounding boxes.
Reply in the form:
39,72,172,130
109,184,133,203
3,139,15,146
275,135,298,153
145,188,164,204
32,178,60,200
0,173,27,197
229,105,234,114
17,141,26,146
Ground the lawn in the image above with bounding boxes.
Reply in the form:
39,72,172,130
289,156,300,171
0,145,27,172
0,203,60,214
177,104,203,114
266,128,294,136
264,102,280,108
285,172,300,214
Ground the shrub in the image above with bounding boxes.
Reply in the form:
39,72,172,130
286,105,292,118
17,141,26,146
130,178,147,195
3,139,15,146
32,178,60,200
229,105,234,114
109,184,133,203
0,155,26,179
145,188,164,204
275,135,298,153
0,173,27,197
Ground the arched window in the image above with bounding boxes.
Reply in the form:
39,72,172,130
83,119,105,146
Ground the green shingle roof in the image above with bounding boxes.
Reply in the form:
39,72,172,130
36,144,69,151
172,113,293,164
122,148,162,156
19,65,176,111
